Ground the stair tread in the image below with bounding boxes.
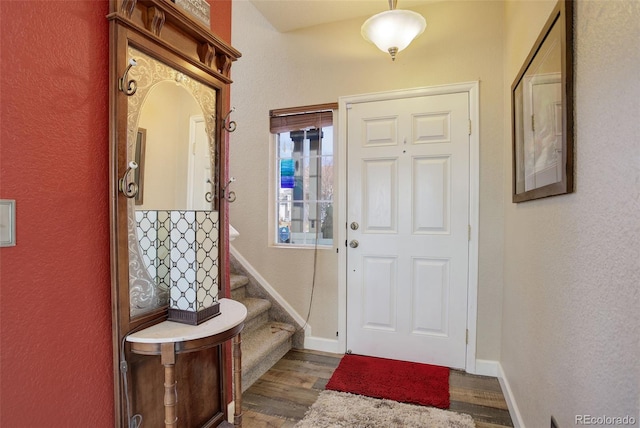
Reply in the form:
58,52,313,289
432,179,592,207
242,322,296,370
230,256,303,390
230,274,248,290
239,297,271,322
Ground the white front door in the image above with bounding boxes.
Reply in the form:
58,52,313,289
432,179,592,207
346,91,470,369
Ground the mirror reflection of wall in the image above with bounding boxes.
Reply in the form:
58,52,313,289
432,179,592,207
138,82,208,210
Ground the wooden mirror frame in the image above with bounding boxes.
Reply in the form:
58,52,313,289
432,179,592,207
512,0,574,203
108,1,240,425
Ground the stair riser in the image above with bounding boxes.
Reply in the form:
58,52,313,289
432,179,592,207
230,268,298,392
242,337,292,392
231,285,247,301
243,310,270,336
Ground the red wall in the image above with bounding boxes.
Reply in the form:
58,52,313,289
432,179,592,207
211,0,232,43
0,1,232,426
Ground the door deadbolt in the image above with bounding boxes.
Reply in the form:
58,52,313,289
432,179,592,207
349,240,359,248
350,222,359,230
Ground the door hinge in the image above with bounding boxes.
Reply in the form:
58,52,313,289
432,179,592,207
468,225,471,241
468,119,472,135
466,329,469,344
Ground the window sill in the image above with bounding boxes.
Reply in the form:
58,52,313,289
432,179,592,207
269,243,333,250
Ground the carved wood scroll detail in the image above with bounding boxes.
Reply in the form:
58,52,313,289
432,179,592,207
121,0,137,18
198,43,215,68
216,54,232,78
145,6,166,36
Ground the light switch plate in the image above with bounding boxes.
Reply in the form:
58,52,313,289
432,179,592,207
0,200,16,247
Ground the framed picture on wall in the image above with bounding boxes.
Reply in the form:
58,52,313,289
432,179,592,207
512,0,574,203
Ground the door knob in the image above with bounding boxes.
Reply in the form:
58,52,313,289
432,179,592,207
349,240,359,248
350,222,359,230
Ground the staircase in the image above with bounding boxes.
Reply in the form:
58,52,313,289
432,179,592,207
230,255,304,391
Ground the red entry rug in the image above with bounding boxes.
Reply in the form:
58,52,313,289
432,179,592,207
325,354,450,409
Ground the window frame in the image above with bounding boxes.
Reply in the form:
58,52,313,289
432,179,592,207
269,103,338,249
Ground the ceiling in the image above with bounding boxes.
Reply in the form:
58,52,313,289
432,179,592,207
249,0,435,33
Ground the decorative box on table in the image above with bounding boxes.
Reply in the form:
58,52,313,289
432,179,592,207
167,210,220,325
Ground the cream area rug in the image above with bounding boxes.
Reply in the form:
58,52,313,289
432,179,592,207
295,390,475,428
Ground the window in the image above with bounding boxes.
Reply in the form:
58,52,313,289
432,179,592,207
271,104,337,247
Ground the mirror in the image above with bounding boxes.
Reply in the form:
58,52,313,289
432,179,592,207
125,46,219,317
512,0,573,202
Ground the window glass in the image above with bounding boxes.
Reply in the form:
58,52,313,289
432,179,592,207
276,127,333,246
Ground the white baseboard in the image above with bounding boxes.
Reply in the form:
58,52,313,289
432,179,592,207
497,362,525,428
474,359,499,377
304,335,342,354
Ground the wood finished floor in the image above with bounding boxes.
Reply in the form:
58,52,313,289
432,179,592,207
242,349,513,428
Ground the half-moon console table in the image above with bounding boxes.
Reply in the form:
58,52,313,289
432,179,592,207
127,298,247,428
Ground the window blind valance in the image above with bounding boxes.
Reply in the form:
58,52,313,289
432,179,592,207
269,102,338,134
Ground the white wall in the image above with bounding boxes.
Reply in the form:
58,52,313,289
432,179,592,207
502,1,640,426
231,0,505,359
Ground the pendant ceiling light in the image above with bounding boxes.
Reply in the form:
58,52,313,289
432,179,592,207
361,0,426,61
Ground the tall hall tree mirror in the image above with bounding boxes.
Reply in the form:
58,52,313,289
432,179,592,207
108,1,242,426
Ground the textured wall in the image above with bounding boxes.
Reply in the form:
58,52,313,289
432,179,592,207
0,1,113,425
502,1,640,426
0,1,232,425
230,1,505,358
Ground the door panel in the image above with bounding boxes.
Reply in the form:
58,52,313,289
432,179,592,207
413,112,451,144
363,159,397,232
364,116,398,146
413,156,450,233
346,92,469,369
411,257,449,335
362,256,397,331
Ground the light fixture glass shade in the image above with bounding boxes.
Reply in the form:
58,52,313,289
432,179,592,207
361,9,426,60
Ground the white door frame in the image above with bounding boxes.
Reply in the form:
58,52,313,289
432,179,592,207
336,81,480,373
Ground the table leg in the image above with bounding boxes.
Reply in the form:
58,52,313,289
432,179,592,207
161,342,177,428
233,333,242,428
